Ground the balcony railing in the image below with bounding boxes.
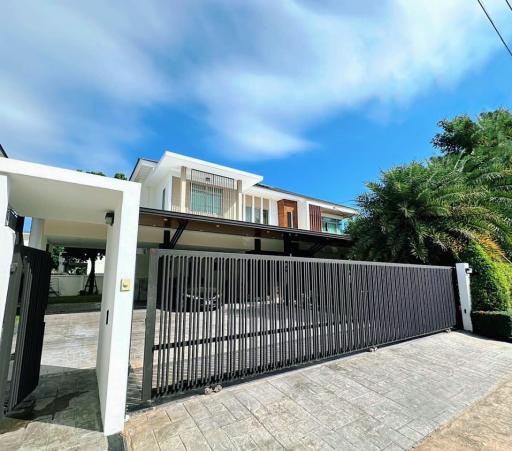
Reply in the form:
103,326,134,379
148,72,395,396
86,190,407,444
170,169,238,220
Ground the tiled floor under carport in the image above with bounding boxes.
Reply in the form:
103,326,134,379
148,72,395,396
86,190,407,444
124,331,512,450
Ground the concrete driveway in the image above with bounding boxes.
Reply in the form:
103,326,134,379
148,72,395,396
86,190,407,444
124,331,512,451
1,311,512,450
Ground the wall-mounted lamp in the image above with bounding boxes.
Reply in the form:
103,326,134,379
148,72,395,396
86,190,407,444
465,267,473,275
105,211,115,226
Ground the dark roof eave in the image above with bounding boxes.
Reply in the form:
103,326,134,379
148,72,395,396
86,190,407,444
139,207,353,243
0,144,8,158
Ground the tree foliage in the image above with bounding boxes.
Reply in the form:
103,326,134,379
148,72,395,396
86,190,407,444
348,108,512,311
62,248,105,295
432,108,512,156
347,155,512,265
77,169,127,180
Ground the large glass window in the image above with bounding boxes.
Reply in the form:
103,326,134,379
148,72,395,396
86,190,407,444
321,217,346,235
245,206,252,222
262,209,269,225
190,183,223,216
254,208,261,224
287,211,294,228
161,188,166,210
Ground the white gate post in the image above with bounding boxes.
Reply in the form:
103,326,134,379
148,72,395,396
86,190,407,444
455,263,473,332
0,175,15,332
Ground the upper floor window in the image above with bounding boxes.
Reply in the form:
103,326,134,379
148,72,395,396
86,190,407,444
244,195,270,224
245,206,252,222
321,217,347,235
287,211,294,228
162,188,166,210
190,182,223,216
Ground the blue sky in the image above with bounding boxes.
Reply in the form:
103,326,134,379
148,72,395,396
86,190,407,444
1,1,512,208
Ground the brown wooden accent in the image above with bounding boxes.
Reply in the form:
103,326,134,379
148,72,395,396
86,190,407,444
309,204,322,232
277,199,298,228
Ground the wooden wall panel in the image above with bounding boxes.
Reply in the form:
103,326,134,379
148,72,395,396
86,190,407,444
277,199,298,228
309,204,322,232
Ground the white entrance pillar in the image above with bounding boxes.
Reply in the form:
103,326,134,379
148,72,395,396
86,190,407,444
96,183,140,435
28,218,46,250
0,175,15,334
456,263,473,332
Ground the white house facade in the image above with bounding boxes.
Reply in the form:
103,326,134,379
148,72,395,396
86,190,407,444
131,151,356,236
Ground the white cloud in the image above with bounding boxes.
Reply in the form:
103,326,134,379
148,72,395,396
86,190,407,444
0,0,510,168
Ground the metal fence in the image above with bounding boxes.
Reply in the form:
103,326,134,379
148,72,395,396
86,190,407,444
142,250,457,400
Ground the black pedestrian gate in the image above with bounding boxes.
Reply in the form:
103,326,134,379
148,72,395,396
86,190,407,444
0,245,51,415
142,250,457,400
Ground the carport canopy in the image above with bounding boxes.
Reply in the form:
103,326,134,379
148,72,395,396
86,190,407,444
0,157,140,435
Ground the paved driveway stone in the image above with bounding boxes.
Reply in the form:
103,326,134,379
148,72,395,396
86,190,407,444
2,311,512,450
124,332,512,450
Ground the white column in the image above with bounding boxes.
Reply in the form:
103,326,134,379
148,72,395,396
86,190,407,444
456,263,473,332
259,196,264,224
0,175,15,336
29,218,46,250
96,184,140,435
269,200,278,226
164,175,172,211
297,201,309,230
236,180,243,221
180,166,187,213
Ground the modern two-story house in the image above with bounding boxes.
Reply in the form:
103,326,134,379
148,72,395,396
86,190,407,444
132,151,357,258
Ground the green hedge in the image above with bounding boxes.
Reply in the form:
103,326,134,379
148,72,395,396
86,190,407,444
471,311,512,339
461,243,510,311
496,263,512,309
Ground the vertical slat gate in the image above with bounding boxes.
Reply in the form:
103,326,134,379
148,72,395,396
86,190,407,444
0,246,52,412
142,250,458,401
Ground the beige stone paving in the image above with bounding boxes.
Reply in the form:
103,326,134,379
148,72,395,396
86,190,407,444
2,311,512,451
123,332,512,451
416,376,512,451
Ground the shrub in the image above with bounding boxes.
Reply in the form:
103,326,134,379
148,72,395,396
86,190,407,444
461,243,510,311
471,311,512,339
496,263,512,309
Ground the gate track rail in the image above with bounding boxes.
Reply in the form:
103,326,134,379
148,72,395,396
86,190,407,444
142,250,457,400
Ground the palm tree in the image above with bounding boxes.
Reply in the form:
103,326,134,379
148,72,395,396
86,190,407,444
347,155,512,265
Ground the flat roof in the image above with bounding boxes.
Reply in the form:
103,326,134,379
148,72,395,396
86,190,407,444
139,207,352,245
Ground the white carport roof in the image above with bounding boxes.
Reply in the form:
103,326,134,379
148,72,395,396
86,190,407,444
1,158,140,247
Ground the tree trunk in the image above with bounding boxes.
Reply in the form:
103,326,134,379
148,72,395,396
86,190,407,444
87,258,96,295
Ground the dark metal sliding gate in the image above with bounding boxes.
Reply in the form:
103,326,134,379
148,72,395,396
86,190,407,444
142,250,457,400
